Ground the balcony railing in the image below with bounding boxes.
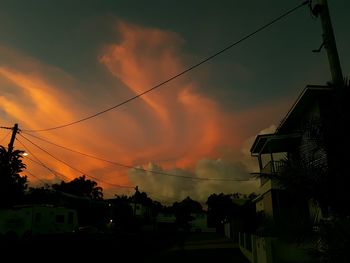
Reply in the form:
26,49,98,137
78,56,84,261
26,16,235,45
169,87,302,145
260,160,285,186
261,160,285,174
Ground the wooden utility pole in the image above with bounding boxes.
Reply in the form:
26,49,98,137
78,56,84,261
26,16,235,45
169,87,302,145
8,123,18,155
316,0,344,87
133,186,139,216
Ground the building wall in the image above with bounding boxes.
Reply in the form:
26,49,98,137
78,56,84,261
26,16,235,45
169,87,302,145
256,198,264,213
262,191,273,219
248,89,326,263
255,236,273,263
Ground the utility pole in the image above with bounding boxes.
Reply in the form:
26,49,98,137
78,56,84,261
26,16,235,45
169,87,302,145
314,0,344,88
8,123,19,155
133,186,139,216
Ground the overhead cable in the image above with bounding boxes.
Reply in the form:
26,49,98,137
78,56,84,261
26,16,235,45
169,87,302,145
20,132,255,182
18,134,135,189
16,138,69,181
25,169,50,184
21,1,309,132
0,129,11,145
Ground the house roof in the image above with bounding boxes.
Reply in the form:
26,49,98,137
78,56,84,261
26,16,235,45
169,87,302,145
276,85,331,134
250,133,301,155
250,85,331,156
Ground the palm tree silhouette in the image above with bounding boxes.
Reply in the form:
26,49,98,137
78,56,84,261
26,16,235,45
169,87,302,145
0,145,27,207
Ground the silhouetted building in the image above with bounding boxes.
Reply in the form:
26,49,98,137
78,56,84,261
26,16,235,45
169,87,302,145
0,204,78,239
244,85,334,263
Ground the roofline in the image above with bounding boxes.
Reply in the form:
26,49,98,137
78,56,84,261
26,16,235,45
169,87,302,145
276,85,331,132
250,133,301,155
250,133,275,155
252,193,264,202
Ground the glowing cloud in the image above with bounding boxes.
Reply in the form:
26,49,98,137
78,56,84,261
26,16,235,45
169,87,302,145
99,22,245,169
0,21,291,200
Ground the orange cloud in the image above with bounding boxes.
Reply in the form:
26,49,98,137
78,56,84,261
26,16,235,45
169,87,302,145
0,46,134,192
0,21,293,199
98,22,245,168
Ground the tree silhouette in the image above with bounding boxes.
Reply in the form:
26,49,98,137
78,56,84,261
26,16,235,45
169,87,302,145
131,189,153,206
172,196,202,231
111,195,134,230
26,185,59,205
0,145,27,207
52,175,103,200
206,193,240,230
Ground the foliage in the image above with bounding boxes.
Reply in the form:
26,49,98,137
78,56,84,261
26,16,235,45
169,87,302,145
0,145,28,207
151,200,163,218
52,175,103,200
26,185,58,204
260,113,349,216
268,156,329,213
206,192,254,231
312,217,350,263
172,196,203,231
257,84,350,258
131,189,153,206
206,193,236,227
110,195,135,231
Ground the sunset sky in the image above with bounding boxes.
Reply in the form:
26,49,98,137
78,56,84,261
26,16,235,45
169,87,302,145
0,0,349,203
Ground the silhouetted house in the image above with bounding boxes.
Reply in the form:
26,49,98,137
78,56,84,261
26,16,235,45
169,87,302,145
133,203,151,218
0,204,78,239
190,212,214,232
156,212,176,223
155,212,177,232
243,85,334,263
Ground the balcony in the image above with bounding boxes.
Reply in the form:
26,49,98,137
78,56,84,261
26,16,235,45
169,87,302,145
261,160,284,175
260,160,285,186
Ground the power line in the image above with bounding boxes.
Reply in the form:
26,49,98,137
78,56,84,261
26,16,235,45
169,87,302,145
16,138,68,181
20,132,255,182
25,170,49,185
0,129,11,145
21,131,138,169
21,1,309,133
25,155,67,181
22,131,178,168
18,134,135,189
